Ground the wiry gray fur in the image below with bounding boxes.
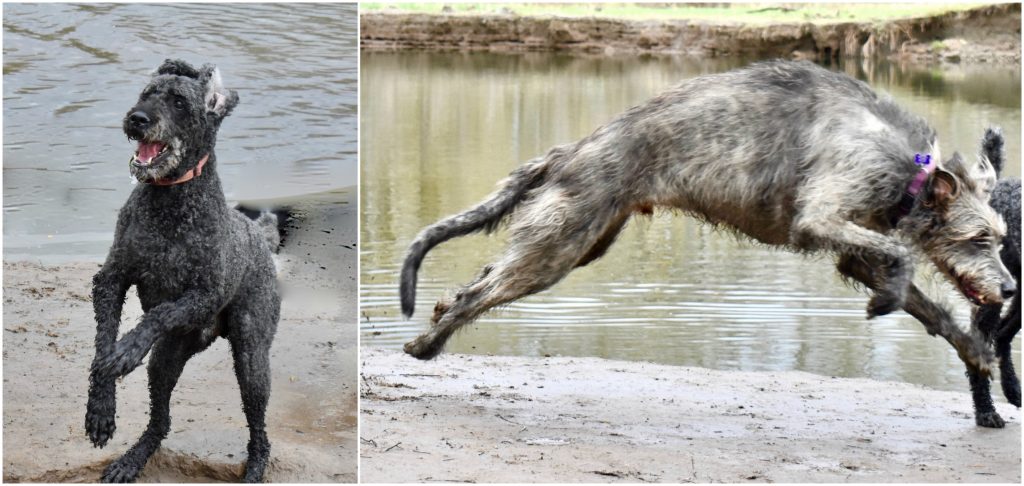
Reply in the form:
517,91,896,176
86,59,280,482
966,127,1021,427
401,61,1015,425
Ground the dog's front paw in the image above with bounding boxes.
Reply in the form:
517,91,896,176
243,466,266,483
243,439,271,483
92,339,148,380
975,410,1006,428
101,455,144,483
866,292,903,319
85,386,117,448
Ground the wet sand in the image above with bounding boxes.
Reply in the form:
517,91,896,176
2,191,358,482
360,347,1020,483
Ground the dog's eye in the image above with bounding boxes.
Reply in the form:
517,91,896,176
970,235,991,247
173,98,186,110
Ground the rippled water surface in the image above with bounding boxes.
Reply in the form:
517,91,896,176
361,51,1021,391
3,3,357,261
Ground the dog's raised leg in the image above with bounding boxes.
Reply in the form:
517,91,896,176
86,263,130,448
838,253,1002,426
92,291,224,381
794,213,913,318
227,303,277,483
101,333,211,483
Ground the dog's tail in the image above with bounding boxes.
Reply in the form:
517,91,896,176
982,127,1005,176
400,156,550,318
235,205,289,253
255,212,281,252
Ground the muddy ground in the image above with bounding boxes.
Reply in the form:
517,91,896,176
360,347,1020,483
2,192,358,482
361,3,1020,64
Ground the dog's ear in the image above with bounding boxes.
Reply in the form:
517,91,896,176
968,154,998,196
198,64,240,119
154,59,199,78
926,168,961,208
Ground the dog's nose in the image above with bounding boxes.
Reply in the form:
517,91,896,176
1000,280,1017,299
129,111,151,127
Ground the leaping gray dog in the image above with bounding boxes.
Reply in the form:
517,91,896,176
401,60,1015,424
86,59,280,482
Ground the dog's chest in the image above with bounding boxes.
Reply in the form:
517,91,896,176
123,209,227,306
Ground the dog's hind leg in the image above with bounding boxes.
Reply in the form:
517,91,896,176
838,253,1002,427
225,301,278,483
996,292,1021,406
101,332,212,482
405,196,626,360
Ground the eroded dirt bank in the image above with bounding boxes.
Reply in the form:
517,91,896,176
362,4,1020,63
360,348,1020,483
2,195,358,482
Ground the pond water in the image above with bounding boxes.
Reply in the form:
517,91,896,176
360,51,1021,391
3,3,358,262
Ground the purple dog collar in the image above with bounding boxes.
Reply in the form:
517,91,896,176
907,161,936,196
894,156,937,222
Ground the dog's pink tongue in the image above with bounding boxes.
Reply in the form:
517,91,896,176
136,141,164,163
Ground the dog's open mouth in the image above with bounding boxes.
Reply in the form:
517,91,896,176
953,271,985,306
132,140,171,167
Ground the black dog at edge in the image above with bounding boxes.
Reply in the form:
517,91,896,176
970,128,1021,427
85,59,280,482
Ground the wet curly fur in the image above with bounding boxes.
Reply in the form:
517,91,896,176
86,59,280,482
967,128,1021,428
401,61,1016,427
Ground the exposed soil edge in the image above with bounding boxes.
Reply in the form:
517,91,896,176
361,4,1021,64
4,449,237,483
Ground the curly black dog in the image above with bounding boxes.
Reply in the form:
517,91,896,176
85,59,280,482
968,127,1021,427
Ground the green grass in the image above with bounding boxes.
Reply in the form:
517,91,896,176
360,2,994,25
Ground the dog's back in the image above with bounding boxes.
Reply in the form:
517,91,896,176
543,61,935,243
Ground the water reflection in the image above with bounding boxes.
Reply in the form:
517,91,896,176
3,3,358,261
360,50,1021,391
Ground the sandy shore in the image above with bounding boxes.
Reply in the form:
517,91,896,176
2,191,358,482
360,347,1020,483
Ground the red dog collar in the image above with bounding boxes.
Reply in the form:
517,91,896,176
149,154,209,186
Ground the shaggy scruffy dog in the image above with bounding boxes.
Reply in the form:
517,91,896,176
401,60,1015,426
86,59,280,482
